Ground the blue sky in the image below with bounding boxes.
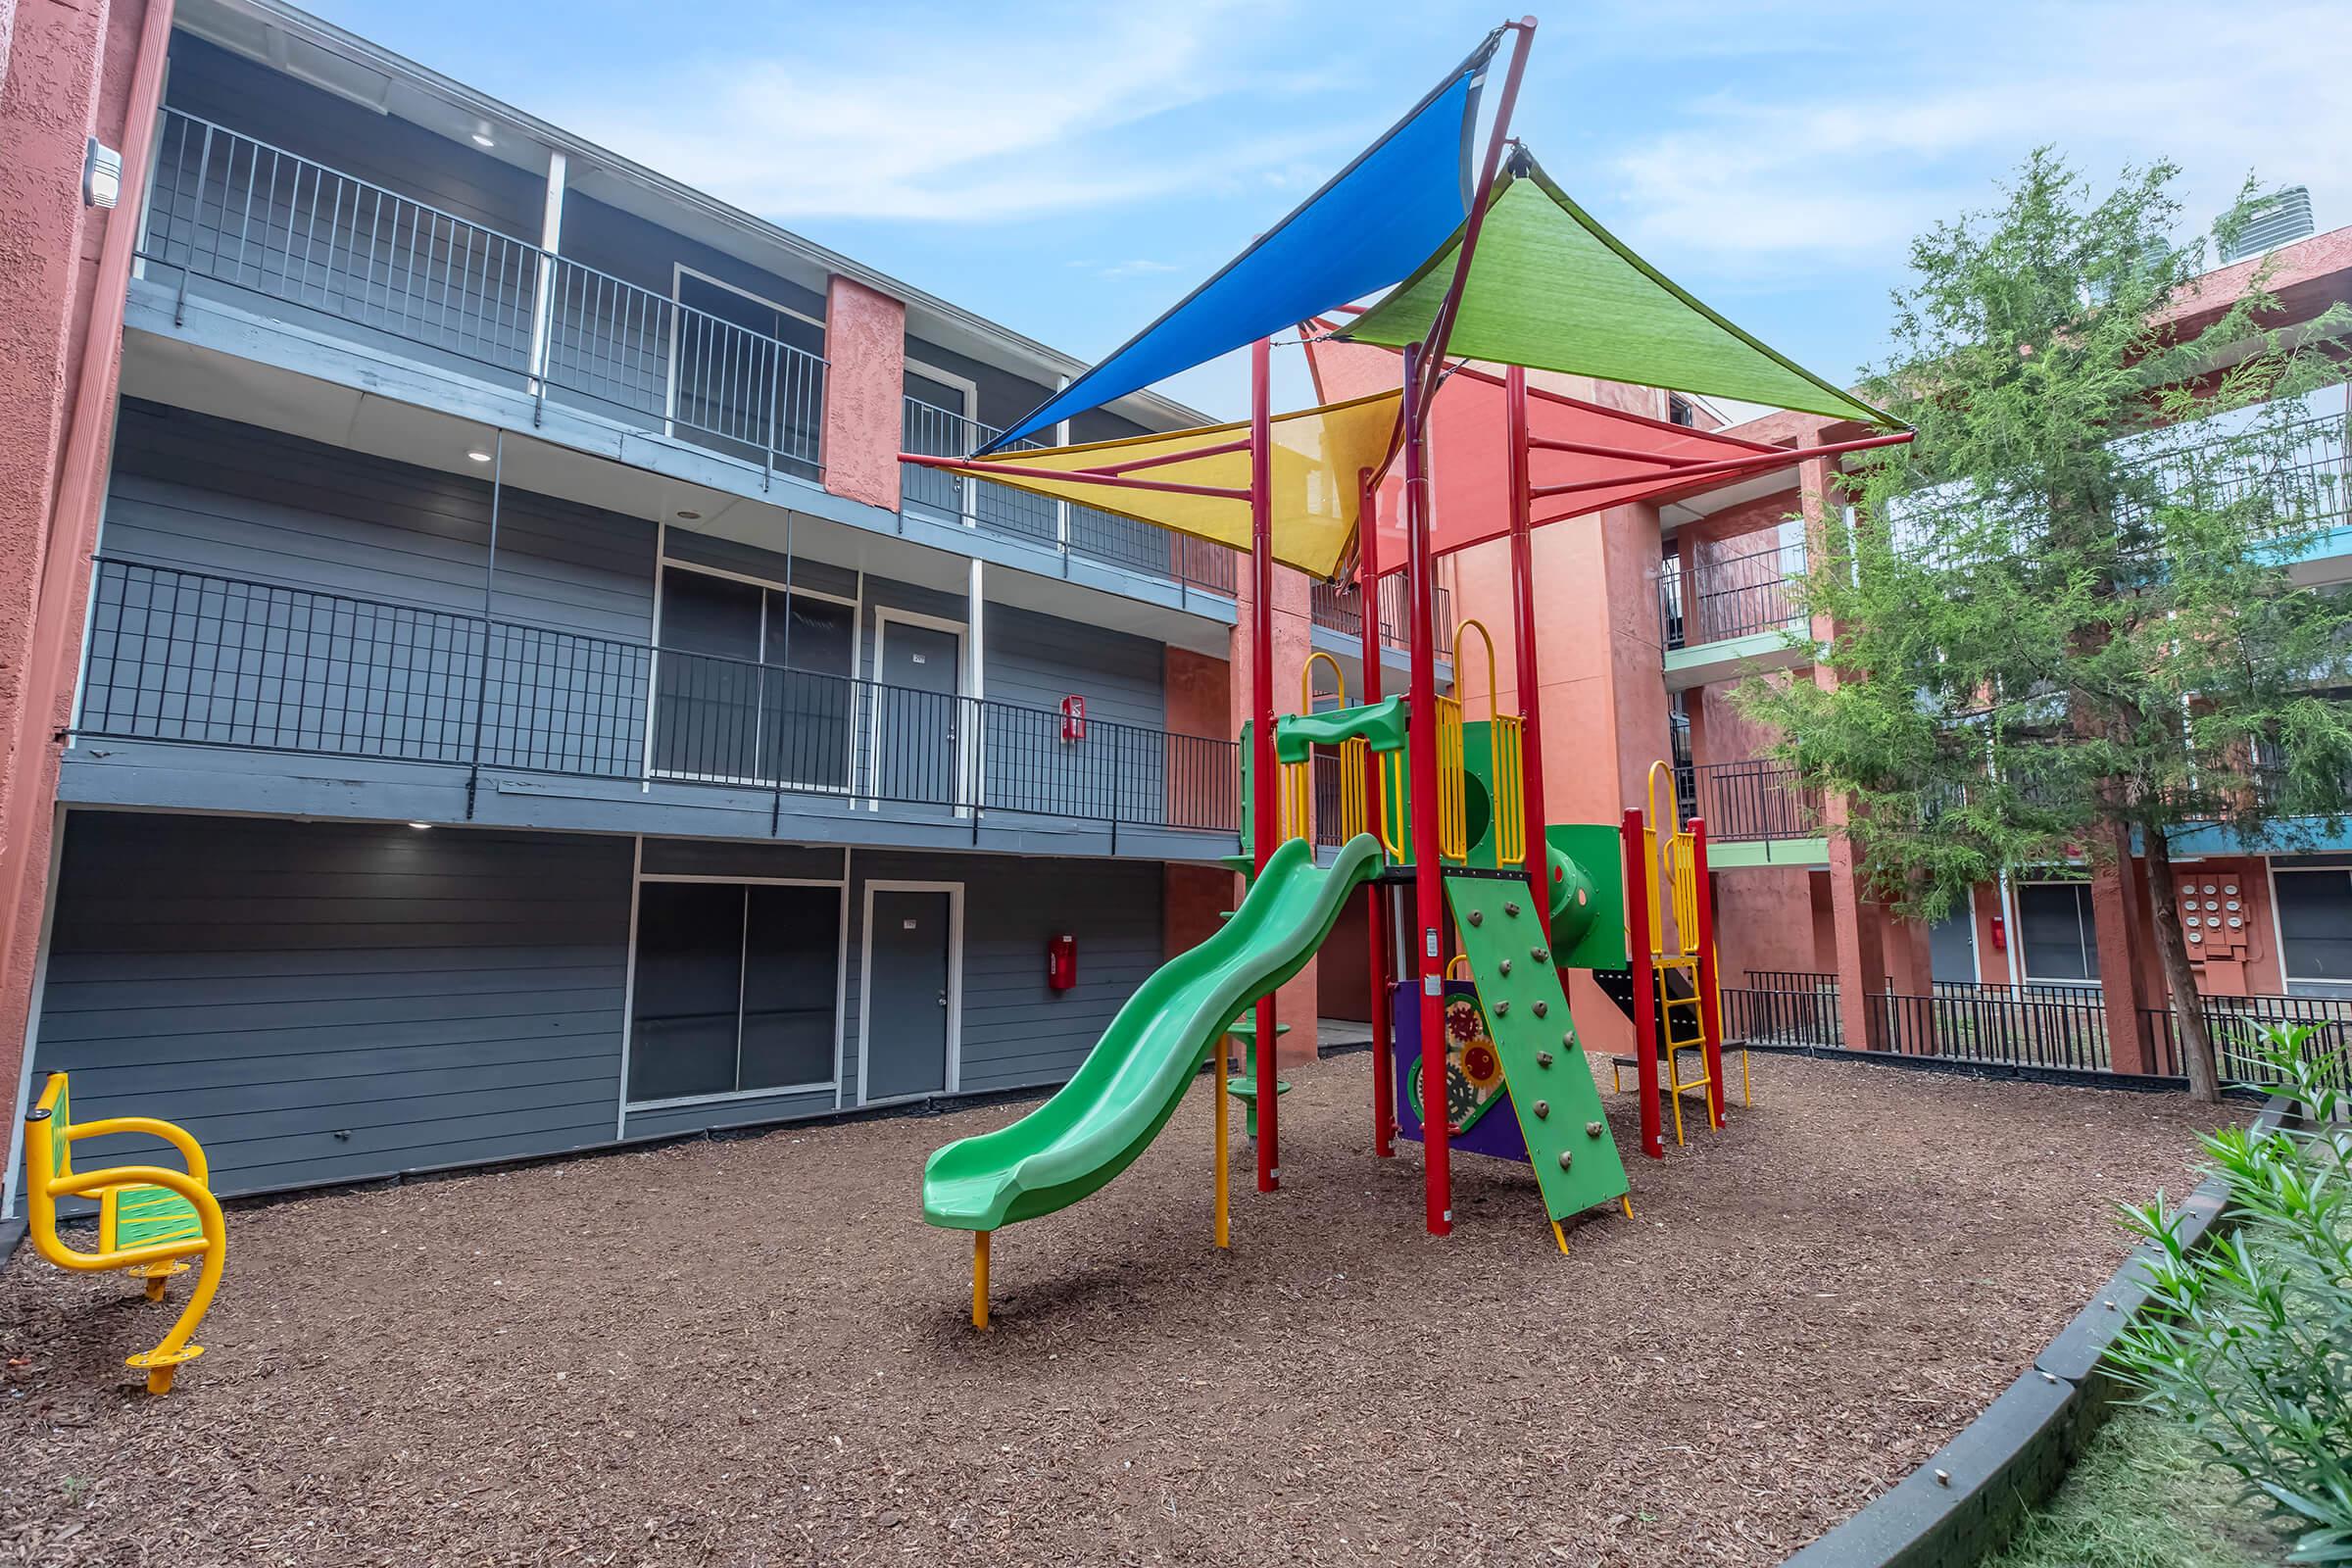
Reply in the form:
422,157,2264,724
307,0,2349,423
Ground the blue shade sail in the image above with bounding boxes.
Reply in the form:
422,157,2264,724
975,31,1498,454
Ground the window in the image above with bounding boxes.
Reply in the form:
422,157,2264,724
654,565,856,788
1667,393,1696,428
2016,881,2100,982
628,880,841,1104
2275,866,2352,982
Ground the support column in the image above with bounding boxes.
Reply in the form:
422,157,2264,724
1357,470,1394,1157
0,0,172,1205
2087,822,2156,1074
819,275,906,512
1247,337,1280,1194
1401,342,1451,1236
525,150,566,389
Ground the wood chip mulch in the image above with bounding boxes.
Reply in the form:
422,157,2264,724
0,1052,2233,1567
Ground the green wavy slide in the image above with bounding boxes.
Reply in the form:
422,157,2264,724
923,832,1385,1233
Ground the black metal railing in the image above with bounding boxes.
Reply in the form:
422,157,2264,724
900,397,1236,596
2143,994,2352,1090
1876,984,2125,1073
76,559,1239,836
1308,574,1452,652
137,110,832,479
1658,535,1806,652
1693,760,1822,841
1722,981,1842,1050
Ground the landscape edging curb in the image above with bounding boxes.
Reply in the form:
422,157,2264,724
1777,1095,2290,1568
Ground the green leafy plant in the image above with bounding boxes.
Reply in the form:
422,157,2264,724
2108,1025,2352,1562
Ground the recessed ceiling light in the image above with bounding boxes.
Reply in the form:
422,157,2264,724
466,447,493,463
470,129,496,148
674,509,702,521
407,821,433,830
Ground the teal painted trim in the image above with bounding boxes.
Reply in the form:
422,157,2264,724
1707,836,1830,868
2153,816,2352,858
2267,523,2352,572
1661,620,1811,682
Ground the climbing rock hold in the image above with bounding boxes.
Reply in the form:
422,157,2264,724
1531,947,1549,962
1556,1151,1573,1170
1492,1000,1509,1016
1562,1032,1574,1049
1531,1000,1548,1018
1467,909,1484,927
1503,901,1521,917
1533,1101,1549,1119
1498,958,1512,976
1535,1051,1553,1068
1585,1120,1602,1138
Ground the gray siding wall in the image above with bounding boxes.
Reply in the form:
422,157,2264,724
164,33,545,242
841,851,1162,1100
31,812,634,1197
904,334,1054,434
661,529,858,603
105,400,659,639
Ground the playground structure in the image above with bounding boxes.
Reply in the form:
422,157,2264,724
19,1072,226,1394
907,16,1910,1323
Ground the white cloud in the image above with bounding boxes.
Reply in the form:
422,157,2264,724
544,0,1352,221
1598,1,2352,270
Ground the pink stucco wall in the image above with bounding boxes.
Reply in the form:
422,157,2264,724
820,274,906,512
0,0,166,1160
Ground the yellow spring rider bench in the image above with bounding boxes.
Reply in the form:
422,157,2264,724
21,1073,226,1394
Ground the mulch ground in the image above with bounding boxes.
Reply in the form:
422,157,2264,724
1,1052,2234,1568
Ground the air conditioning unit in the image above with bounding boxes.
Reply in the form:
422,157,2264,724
2218,186,2315,264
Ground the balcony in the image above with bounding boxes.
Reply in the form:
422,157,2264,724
72,560,1239,848
140,111,827,484
1658,534,1811,689
1308,575,1451,654
1688,760,1826,864
899,399,1236,597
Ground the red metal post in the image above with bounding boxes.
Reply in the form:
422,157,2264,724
1359,468,1396,1158
1505,366,1549,941
1689,815,1727,1129
1622,808,1664,1160
1249,336,1280,1194
1402,342,1451,1235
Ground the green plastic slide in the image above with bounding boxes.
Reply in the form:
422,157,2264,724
923,832,1385,1233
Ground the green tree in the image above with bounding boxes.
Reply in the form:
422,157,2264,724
1740,151,2352,1101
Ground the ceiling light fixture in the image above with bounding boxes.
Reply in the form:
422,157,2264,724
470,128,496,148
407,821,433,830
674,509,702,521
466,447,493,464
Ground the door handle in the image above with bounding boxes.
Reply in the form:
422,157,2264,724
938,992,949,1007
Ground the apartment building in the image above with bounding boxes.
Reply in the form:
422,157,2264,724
1444,234,2352,1070
0,0,1466,1209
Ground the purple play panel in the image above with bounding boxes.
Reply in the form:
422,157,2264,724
1389,980,1531,1162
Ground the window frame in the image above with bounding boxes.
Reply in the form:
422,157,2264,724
621,870,850,1113
649,556,862,794
2012,877,2102,985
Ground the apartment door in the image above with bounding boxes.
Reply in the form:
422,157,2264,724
1930,903,1977,984
872,616,962,807
864,886,956,1101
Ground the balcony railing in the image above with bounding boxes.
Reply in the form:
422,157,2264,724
1658,535,1806,651
74,559,1239,838
1692,760,1822,841
899,398,1236,596
139,110,829,483
1307,575,1451,652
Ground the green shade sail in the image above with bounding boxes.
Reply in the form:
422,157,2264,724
1340,155,1895,428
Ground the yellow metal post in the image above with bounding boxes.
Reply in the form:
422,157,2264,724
1213,1032,1231,1250
972,1230,992,1331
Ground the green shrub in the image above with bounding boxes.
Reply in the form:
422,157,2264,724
2108,1026,2352,1564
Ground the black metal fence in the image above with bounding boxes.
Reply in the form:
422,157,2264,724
1722,980,1842,1050
77,558,1241,836
140,110,827,482
1694,760,1821,841
1658,534,1806,651
2145,993,2352,1091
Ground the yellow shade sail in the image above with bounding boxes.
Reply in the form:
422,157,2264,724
920,390,1400,580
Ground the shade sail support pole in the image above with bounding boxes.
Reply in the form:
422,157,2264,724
1249,336,1281,1196
1506,366,1550,943
1402,341,1450,1236
1412,16,1538,414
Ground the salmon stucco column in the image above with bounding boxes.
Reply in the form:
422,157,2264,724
820,275,906,513
1232,564,1320,1062
0,0,172,1184
1163,645,1236,966
2087,823,2157,1074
